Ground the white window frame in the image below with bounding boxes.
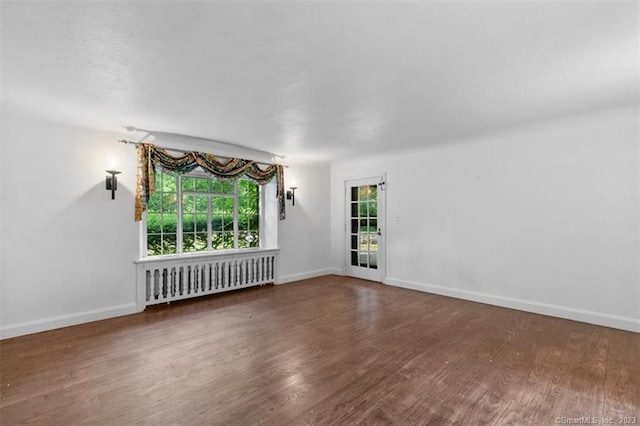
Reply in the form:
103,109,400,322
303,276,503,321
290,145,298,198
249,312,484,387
139,168,265,258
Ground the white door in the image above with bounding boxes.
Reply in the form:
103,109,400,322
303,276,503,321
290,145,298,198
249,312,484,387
345,176,385,282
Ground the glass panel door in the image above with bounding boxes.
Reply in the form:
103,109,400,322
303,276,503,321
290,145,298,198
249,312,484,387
345,176,384,282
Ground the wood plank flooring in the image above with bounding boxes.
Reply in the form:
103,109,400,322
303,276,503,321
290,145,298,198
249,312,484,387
1,275,638,425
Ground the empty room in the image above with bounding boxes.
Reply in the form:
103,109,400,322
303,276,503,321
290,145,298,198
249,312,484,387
1,1,638,425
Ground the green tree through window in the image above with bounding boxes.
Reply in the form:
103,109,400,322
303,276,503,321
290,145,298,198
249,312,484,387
146,169,260,256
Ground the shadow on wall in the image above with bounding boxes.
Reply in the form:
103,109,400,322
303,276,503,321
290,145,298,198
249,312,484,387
2,179,140,329
44,180,138,286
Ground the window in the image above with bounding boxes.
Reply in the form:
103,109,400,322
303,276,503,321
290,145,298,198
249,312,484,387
349,184,378,269
145,169,260,256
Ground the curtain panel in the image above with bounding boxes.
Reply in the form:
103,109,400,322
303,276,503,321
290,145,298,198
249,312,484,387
135,143,285,222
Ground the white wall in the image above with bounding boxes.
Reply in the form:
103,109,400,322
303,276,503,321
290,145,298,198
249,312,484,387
0,104,332,338
278,163,332,283
1,104,140,338
331,104,639,332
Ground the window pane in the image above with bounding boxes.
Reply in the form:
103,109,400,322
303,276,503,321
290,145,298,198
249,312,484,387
212,197,224,214
238,214,258,231
222,232,234,248
183,233,195,252
222,182,234,194
183,195,195,214
359,202,368,217
369,185,377,200
238,232,248,249
240,180,258,196
369,219,377,232
182,177,195,192
195,178,209,192
370,253,378,269
196,214,208,232
368,202,377,217
239,197,258,214
222,197,234,213
162,214,177,233
238,215,248,231
351,202,358,218
222,215,234,231
238,231,259,248
162,194,177,213
248,215,258,230
146,170,180,256
370,235,378,252
195,195,207,213
238,180,250,196
359,235,369,251
238,181,259,249
163,174,177,192
247,231,259,248
162,234,177,254
211,232,223,249
212,214,223,232
195,233,208,251
183,214,195,233
359,186,369,201
147,213,161,234
212,232,234,249
147,194,161,213
212,181,223,193
147,234,162,256
351,187,358,202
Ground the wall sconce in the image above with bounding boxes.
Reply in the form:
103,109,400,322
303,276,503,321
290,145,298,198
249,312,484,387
286,186,298,206
105,169,122,200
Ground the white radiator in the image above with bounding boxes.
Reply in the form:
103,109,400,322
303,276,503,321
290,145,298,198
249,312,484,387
135,249,279,308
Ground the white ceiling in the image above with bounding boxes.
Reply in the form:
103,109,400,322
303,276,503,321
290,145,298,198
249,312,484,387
2,1,638,163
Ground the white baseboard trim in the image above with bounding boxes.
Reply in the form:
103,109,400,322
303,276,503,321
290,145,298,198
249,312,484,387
0,303,140,340
278,268,336,285
384,277,640,333
327,267,343,276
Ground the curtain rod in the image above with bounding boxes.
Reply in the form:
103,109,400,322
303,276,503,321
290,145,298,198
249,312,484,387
118,139,288,168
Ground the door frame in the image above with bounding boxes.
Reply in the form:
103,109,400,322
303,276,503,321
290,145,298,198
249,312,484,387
343,172,386,282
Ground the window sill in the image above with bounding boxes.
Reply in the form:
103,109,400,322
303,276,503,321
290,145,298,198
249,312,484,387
135,247,280,265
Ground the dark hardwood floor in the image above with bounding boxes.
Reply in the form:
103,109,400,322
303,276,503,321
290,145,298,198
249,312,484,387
1,275,638,425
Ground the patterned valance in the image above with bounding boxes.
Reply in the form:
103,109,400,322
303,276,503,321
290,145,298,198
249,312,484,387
135,143,285,221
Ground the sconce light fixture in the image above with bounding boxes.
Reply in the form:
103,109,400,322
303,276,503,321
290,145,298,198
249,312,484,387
286,186,298,206
105,169,122,200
